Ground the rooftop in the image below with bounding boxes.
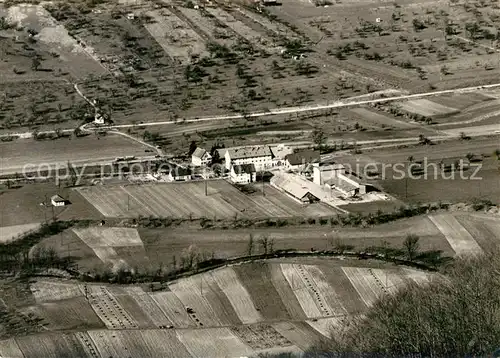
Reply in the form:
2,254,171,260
227,145,272,160
51,194,65,202
324,176,359,193
316,163,345,171
270,144,294,160
170,166,192,177
192,147,208,159
285,149,321,166
232,164,256,175
271,173,324,200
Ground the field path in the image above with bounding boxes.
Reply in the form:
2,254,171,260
429,214,483,256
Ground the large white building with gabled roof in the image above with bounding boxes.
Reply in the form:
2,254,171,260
224,145,273,171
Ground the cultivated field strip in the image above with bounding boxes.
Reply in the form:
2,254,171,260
272,321,325,351
400,99,458,117
87,286,138,329
77,181,336,219
233,7,300,41
177,7,235,48
205,8,270,50
88,329,192,358
74,332,100,358
122,287,173,328
350,107,414,128
72,227,143,247
341,267,387,307
281,264,334,318
402,268,432,284
281,264,321,318
144,9,207,63
24,297,105,331
15,333,89,358
231,323,293,350
176,327,253,358
91,247,128,271
233,263,292,321
269,264,307,320
429,214,483,256
169,277,222,327
210,268,262,324
370,269,405,295
72,227,144,270
30,281,83,303
0,222,41,243
76,186,144,217
454,214,500,252
105,287,156,328
0,338,24,358
150,292,196,328
303,265,347,316
306,317,343,338
196,273,242,326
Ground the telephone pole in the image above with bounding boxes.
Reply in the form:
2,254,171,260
205,179,208,196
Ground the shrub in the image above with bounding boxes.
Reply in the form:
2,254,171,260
317,252,500,357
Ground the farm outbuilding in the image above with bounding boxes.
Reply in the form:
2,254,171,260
271,174,322,204
285,149,321,171
312,163,345,185
51,195,67,207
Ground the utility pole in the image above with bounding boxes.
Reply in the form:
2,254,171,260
205,179,208,196
262,171,265,196
405,176,408,200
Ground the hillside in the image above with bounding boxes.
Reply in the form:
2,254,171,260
0,259,434,357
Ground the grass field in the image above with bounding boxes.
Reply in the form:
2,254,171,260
76,180,338,219
0,183,102,227
0,135,149,176
0,223,41,243
365,138,500,205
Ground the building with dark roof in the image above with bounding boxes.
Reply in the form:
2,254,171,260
230,164,256,184
285,149,321,171
169,166,192,181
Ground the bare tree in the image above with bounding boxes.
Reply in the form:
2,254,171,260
247,233,254,256
259,235,270,255
403,234,420,261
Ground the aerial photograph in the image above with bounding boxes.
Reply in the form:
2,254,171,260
0,0,499,356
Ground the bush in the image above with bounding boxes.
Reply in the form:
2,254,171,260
313,252,500,357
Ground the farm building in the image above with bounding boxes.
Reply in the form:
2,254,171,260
313,163,372,198
285,149,321,171
270,144,294,166
230,164,257,184
191,147,212,167
313,163,346,185
271,173,323,203
225,145,273,171
51,195,67,207
169,166,192,181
